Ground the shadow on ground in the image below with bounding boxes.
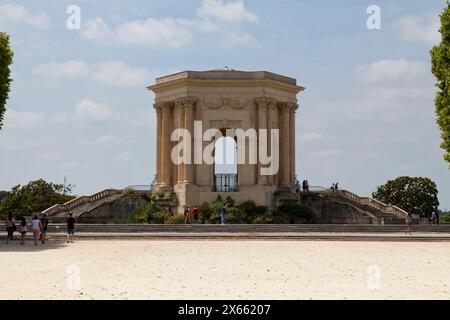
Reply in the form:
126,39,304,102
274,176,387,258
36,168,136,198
0,236,68,252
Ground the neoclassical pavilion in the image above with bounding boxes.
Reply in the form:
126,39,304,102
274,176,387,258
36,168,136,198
148,69,304,212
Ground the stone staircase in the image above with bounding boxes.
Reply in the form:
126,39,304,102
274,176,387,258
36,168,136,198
41,189,122,220
333,190,408,224
1,223,449,234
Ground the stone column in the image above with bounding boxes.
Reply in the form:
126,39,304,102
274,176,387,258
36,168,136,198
289,103,298,187
268,101,279,186
173,100,184,184
255,97,268,185
160,103,172,187
280,103,291,187
153,103,163,186
253,101,259,185
178,97,197,185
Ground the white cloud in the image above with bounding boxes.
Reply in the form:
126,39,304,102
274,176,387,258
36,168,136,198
355,58,428,83
81,1,257,48
81,17,115,42
0,4,50,29
73,99,117,123
91,60,150,87
393,13,440,44
198,0,257,22
82,17,192,48
3,109,45,130
32,60,90,78
32,60,150,87
300,133,323,143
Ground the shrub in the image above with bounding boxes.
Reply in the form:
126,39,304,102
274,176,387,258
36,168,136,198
165,214,185,224
251,214,273,224
441,214,450,224
199,202,212,223
129,203,161,224
225,196,235,207
277,203,315,222
210,211,221,224
238,201,257,215
225,207,246,224
153,211,168,224
122,187,136,196
238,201,267,222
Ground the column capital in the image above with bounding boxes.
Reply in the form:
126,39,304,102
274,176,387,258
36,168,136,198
153,102,164,112
175,97,198,108
287,102,299,113
154,101,174,113
254,97,277,108
278,101,298,113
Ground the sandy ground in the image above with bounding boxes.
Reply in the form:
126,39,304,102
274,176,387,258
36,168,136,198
0,240,449,300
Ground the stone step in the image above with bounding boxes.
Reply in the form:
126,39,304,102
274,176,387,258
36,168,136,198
2,224,448,234
2,232,450,242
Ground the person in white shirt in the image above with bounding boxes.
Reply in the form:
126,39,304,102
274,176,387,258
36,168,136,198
31,215,43,246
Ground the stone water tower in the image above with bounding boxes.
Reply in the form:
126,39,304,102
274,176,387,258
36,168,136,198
148,69,304,213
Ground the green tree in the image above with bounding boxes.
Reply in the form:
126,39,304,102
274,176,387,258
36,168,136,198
372,176,439,218
431,2,450,167
0,32,14,130
0,179,75,218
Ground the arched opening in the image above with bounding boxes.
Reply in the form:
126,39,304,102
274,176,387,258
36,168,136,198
214,135,238,192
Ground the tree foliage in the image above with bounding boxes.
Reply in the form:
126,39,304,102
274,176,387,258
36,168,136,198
372,176,439,217
0,32,14,130
431,2,450,167
0,179,75,218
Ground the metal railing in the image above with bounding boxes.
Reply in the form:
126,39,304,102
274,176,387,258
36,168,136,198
214,174,238,192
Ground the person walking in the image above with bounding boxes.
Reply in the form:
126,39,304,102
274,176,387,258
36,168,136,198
335,182,339,191
31,215,43,246
431,211,437,225
305,180,310,192
5,214,16,244
192,206,199,224
436,210,440,225
41,214,49,244
405,212,413,235
184,207,191,224
67,213,76,243
19,217,27,245
220,203,229,225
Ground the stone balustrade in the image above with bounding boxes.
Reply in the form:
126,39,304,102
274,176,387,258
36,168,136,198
41,189,122,216
336,190,408,220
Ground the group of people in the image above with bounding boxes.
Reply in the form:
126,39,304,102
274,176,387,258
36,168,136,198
4,212,76,245
301,180,310,192
5,213,49,245
330,182,339,193
183,206,200,224
183,203,229,224
431,210,440,225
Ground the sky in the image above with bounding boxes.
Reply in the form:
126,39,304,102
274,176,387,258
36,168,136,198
0,0,449,209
